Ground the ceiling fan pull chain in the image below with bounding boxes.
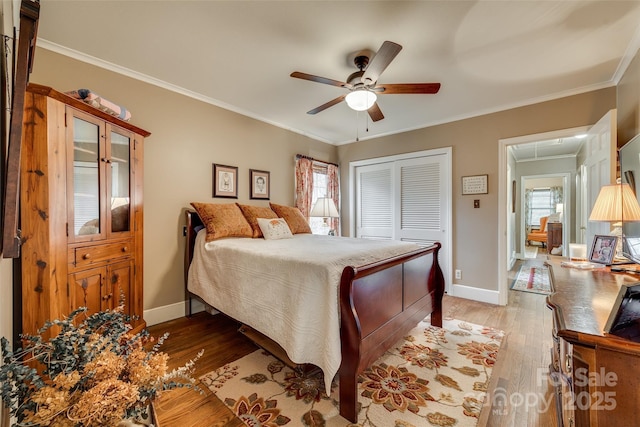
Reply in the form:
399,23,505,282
355,111,360,142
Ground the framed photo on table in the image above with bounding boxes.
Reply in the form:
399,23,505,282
213,164,238,198
250,169,270,200
589,235,618,264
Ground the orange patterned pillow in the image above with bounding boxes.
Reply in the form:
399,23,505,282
190,202,253,241
269,203,312,234
237,204,278,238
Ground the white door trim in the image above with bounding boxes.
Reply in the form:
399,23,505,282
349,147,453,292
498,126,589,306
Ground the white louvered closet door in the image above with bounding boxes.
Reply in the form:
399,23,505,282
356,162,394,239
354,149,451,291
395,155,446,248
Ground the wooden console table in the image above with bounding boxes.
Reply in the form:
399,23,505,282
546,258,640,426
547,222,563,254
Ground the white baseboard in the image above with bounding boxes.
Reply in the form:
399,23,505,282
144,299,206,327
450,283,501,305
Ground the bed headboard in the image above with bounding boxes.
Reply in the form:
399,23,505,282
184,209,203,284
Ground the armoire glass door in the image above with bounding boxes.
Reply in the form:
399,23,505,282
108,128,131,233
72,115,103,237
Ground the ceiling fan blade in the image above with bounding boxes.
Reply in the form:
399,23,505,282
291,71,348,88
368,103,384,122
376,83,441,94
307,95,346,115
361,41,402,86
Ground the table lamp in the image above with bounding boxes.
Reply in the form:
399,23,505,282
310,197,339,235
589,183,640,260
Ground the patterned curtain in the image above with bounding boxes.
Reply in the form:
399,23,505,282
294,157,314,217
550,186,563,211
524,188,533,232
327,164,340,236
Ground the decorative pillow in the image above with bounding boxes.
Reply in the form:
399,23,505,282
269,203,312,234
237,204,278,238
65,89,132,121
257,218,294,240
190,202,253,241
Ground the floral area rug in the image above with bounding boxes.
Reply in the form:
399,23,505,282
200,318,504,427
510,265,551,295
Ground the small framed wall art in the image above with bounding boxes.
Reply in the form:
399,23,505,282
213,163,238,198
250,169,270,200
462,174,488,195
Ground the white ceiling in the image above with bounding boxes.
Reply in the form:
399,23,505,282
510,136,586,162
35,1,640,145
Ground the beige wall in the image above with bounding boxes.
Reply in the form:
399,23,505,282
28,48,337,314
337,88,616,291
617,50,640,146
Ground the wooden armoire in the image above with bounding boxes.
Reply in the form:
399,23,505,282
18,83,150,336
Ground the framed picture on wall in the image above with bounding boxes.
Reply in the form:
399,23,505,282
213,164,238,198
589,234,618,264
462,174,488,195
250,169,270,200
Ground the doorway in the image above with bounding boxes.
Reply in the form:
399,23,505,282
498,126,590,305
498,111,616,305
519,173,571,259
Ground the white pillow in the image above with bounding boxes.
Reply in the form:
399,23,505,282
257,218,293,240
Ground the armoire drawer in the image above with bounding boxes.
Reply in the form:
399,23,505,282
71,241,132,268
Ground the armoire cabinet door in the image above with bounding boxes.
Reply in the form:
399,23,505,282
67,108,135,242
68,109,106,241
109,259,133,318
69,259,133,317
107,125,134,236
70,268,106,315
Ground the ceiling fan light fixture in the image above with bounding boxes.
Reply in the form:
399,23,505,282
345,89,376,111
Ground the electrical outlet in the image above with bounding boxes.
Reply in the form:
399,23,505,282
455,269,462,280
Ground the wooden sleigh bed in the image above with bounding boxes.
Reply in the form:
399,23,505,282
183,209,445,422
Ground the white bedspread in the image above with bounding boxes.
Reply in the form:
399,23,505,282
187,232,421,393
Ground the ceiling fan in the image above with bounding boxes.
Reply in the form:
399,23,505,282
290,41,441,122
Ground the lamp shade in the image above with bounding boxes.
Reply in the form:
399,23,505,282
310,197,339,218
345,89,376,111
589,183,640,222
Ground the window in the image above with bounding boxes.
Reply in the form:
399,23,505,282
294,157,340,235
309,164,330,234
528,188,553,227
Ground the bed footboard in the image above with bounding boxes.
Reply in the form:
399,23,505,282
338,242,444,422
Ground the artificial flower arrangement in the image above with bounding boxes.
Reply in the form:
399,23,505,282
0,305,203,426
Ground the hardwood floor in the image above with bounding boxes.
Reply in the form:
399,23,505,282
151,254,557,426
